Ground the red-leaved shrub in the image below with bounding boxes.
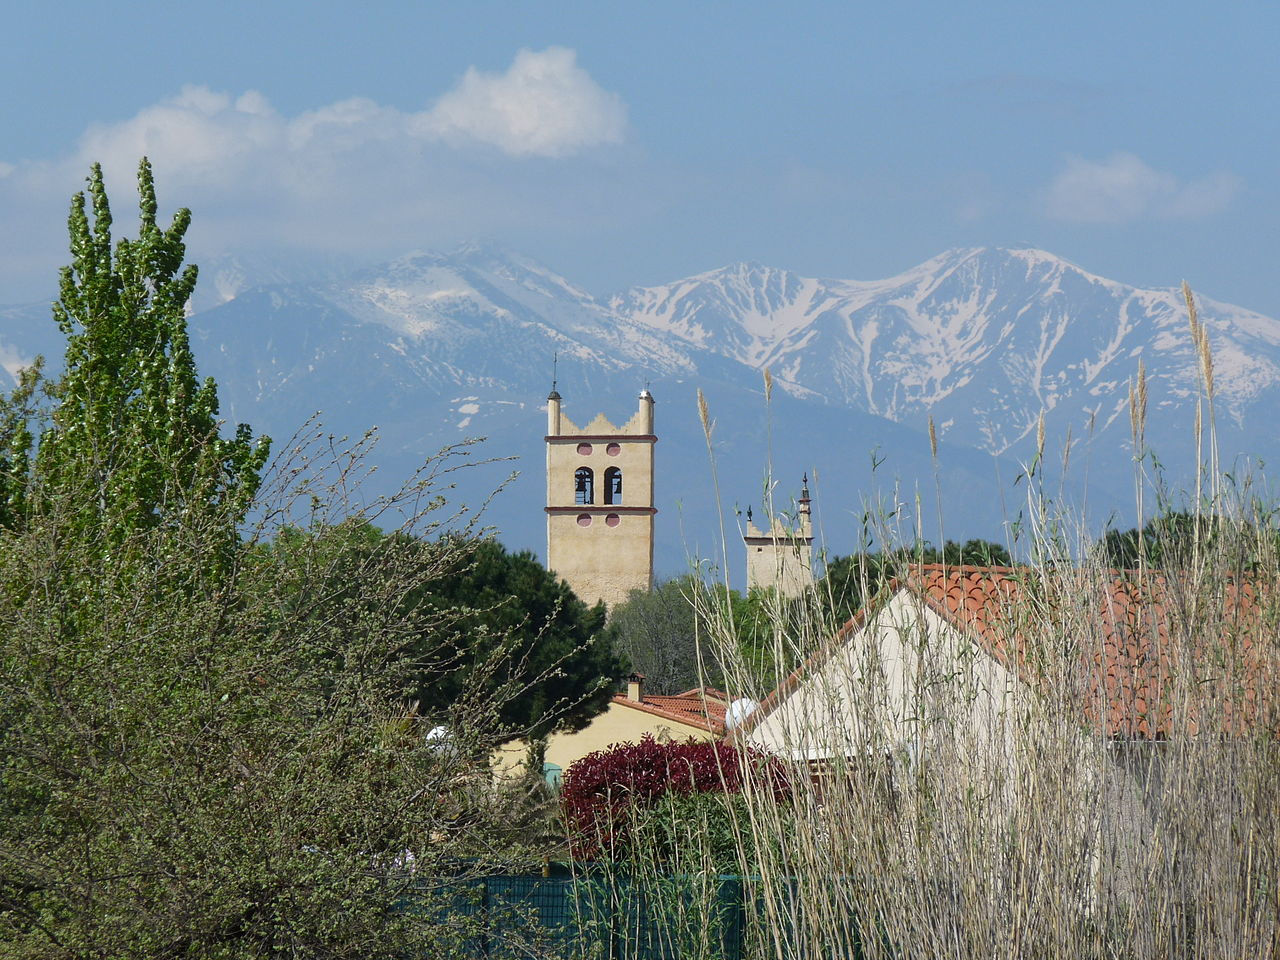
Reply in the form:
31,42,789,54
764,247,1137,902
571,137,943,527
560,736,791,859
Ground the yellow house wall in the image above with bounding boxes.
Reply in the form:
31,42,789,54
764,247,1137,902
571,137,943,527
545,702,716,772
492,701,717,778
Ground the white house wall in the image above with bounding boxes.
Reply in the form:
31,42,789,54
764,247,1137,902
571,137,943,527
745,584,1186,913
746,589,1022,765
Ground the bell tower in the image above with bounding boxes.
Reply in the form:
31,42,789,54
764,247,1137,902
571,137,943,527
545,385,656,609
744,475,814,598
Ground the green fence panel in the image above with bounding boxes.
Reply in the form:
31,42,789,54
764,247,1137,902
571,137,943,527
408,870,749,959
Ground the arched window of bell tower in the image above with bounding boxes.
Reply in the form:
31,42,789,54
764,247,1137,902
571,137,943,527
604,467,623,505
574,467,594,505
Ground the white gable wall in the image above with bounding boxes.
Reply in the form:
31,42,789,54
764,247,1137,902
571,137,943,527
745,585,1184,912
746,588,1022,768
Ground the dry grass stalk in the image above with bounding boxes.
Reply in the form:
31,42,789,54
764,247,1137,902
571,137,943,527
685,512,1278,958
652,365,1279,960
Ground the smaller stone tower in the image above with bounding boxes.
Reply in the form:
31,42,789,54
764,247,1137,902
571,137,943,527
744,476,814,598
545,386,656,609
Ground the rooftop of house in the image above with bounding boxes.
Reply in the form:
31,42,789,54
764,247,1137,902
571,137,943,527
741,564,1275,741
614,683,730,737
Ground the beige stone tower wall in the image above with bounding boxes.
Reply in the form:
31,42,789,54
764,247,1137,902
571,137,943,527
744,487,813,598
546,389,656,609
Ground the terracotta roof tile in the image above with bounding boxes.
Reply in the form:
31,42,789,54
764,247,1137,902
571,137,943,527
918,564,1276,738
740,564,1277,741
613,686,729,736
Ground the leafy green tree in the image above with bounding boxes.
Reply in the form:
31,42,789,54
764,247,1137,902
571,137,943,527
1098,511,1209,569
609,576,809,695
0,162,534,958
263,525,625,743
407,538,625,741
29,160,268,553
722,586,812,690
932,538,1013,567
611,575,722,694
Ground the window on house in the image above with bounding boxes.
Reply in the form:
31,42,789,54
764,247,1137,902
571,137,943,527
604,466,622,505
574,467,594,505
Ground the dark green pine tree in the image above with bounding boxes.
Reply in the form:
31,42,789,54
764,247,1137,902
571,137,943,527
409,538,625,741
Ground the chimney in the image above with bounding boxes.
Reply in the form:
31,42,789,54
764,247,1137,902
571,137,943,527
627,672,645,703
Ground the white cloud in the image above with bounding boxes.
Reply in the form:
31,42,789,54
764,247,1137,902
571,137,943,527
0,48,637,298
74,85,285,188
57,47,624,185
416,47,626,157
1043,152,1240,223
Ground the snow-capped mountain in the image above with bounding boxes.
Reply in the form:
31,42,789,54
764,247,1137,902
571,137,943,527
617,247,1280,457
3,243,1276,573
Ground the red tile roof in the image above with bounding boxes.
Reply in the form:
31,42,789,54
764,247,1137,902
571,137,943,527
739,564,1277,741
613,686,730,737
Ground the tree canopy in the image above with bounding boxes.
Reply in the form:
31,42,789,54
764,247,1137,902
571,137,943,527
610,575,720,694
406,537,625,741
24,160,268,550
0,161,551,957
1097,511,1216,569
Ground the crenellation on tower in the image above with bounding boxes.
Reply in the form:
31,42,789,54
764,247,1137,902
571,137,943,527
546,386,563,434
545,387,656,609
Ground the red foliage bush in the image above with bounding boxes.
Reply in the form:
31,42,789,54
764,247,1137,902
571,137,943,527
560,736,791,859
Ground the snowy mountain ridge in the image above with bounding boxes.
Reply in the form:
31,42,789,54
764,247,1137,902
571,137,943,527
615,245,1280,454
4,242,1279,570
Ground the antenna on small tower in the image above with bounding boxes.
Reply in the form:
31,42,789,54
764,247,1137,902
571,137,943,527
548,352,561,400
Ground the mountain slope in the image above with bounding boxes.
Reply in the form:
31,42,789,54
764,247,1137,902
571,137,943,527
617,247,1280,462
3,243,1275,575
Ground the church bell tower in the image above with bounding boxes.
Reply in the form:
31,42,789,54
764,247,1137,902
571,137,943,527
744,476,814,598
545,385,656,609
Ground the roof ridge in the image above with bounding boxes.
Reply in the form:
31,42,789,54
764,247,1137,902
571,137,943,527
737,565,1273,744
668,686,730,701
909,562,1023,574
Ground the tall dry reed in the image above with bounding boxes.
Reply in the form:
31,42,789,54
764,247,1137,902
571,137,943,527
660,293,1280,959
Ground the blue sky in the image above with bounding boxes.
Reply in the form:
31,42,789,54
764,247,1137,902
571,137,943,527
3,1,1277,315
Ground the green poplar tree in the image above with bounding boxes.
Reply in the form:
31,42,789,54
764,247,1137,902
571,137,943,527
31,158,268,550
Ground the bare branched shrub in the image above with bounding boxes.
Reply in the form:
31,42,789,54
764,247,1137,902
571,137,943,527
0,422,580,958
